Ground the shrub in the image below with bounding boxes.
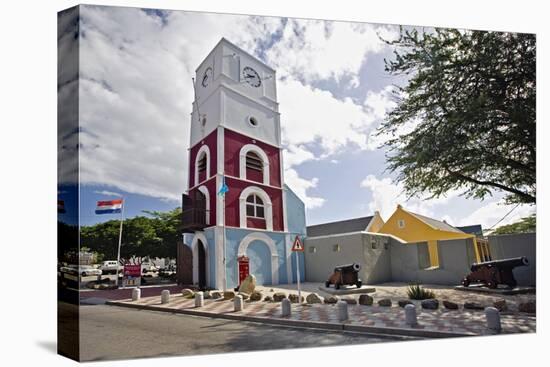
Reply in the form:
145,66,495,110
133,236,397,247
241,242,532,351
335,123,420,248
407,284,436,300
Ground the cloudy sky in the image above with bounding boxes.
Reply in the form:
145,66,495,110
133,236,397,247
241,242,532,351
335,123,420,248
63,5,535,228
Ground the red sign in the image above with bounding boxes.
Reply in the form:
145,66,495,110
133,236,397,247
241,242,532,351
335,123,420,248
291,236,304,252
238,256,250,285
124,264,141,277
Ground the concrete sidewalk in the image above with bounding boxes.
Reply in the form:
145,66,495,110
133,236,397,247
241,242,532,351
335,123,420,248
107,293,536,338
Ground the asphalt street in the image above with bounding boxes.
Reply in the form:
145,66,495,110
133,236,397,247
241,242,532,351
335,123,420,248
78,304,405,361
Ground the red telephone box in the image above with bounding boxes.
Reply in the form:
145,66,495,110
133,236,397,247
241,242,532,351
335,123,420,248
238,256,250,286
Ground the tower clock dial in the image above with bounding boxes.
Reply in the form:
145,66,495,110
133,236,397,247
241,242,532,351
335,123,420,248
201,67,213,87
242,66,261,87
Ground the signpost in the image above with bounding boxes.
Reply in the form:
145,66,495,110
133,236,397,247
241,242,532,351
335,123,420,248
123,264,142,288
291,235,304,304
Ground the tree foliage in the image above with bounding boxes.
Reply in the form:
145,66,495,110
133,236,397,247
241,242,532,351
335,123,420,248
80,208,181,262
379,28,535,204
491,214,536,235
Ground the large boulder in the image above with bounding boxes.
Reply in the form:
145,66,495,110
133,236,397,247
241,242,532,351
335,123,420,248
288,294,304,303
464,302,485,310
421,299,439,310
273,292,287,302
518,301,536,313
223,291,236,300
378,298,392,307
250,291,263,302
306,293,323,304
493,299,508,312
203,291,212,299
238,274,256,294
238,292,250,300
359,295,373,306
211,291,222,299
263,295,273,302
342,297,357,305
443,300,459,310
324,296,340,304
398,299,413,308
181,288,195,298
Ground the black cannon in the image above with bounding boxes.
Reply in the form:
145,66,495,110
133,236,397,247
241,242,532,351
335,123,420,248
325,263,362,289
462,256,528,289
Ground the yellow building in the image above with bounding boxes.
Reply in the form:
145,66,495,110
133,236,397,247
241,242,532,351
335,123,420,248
374,205,490,267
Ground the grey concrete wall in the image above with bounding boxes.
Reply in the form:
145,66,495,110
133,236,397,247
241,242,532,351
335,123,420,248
488,232,536,286
304,233,392,284
390,238,473,285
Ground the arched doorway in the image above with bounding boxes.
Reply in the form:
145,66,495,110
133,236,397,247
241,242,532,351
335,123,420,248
246,240,272,285
191,233,209,289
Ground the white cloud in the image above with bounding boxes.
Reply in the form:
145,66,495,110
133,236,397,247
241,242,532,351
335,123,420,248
456,201,535,230
283,145,316,168
360,174,461,219
284,168,325,209
265,19,397,87
93,190,122,197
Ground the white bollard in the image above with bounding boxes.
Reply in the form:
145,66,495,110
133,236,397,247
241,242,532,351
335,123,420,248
161,290,170,304
234,295,244,312
337,300,348,322
485,307,501,333
281,298,291,317
131,288,141,301
405,304,417,326
195,291,204,308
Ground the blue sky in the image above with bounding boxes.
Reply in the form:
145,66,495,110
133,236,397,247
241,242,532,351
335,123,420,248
60,5,535,229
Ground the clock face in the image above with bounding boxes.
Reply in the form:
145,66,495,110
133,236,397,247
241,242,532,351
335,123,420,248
201,67,213,87
242,66,261,87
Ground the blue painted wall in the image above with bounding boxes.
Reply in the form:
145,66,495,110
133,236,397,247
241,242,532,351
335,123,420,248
246,240,272,285
285,185,307,235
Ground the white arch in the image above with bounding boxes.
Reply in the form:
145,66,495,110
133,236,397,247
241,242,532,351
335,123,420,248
197,185,210,225
239,186,273,231
194,144,211,187
239,144,270,185
237,232,279,285
191,232,210,287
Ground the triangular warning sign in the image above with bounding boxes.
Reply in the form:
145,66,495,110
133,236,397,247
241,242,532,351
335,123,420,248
291,235,304,252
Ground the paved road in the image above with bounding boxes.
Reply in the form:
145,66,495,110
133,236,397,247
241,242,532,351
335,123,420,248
78,304,405,361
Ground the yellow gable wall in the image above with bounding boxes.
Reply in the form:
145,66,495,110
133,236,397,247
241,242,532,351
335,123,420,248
378,206,476,267
366,212,385,233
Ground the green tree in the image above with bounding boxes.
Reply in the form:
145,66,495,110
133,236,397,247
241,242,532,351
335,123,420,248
491,214,536,235
379,28,535,204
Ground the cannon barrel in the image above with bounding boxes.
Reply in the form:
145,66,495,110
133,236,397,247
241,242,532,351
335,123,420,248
334,263,361,272
470,256,528,272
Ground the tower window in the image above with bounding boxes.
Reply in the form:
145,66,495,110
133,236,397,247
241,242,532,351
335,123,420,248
246,151,263,172
397,219,405,228
246,194,265,219
197,153,207,173
248,116,259,127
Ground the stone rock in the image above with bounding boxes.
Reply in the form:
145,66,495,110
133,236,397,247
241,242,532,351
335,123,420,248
421,299,439,310
359,294,373,306
324,296,340,304
493,299,508,312
269,288,274,292
238,292,250,300
518,301,536,313
306,293,323,304
464,302,485,310
398,299,413,308
263,295,273,302
273,292,287,302
223,291,236,300
181,288,194,298
211,291,222,299
238,274,256,295
378,298,392,307
250,291,262,302
342,297,357,305
443,300,459,310
203,291,212,299
288,294,304,303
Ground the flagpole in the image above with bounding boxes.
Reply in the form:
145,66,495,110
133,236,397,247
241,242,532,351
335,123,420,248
222,178,227,293
116,198,125,287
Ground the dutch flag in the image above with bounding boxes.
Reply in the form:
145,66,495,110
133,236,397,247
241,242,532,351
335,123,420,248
95,199,123,214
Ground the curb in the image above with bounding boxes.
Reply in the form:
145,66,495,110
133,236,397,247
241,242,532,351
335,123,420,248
106,300,476,339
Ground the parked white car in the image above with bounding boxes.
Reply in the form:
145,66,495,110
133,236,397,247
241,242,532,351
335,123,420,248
77,265,102,277
99,260,122,274
141,262,159,273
